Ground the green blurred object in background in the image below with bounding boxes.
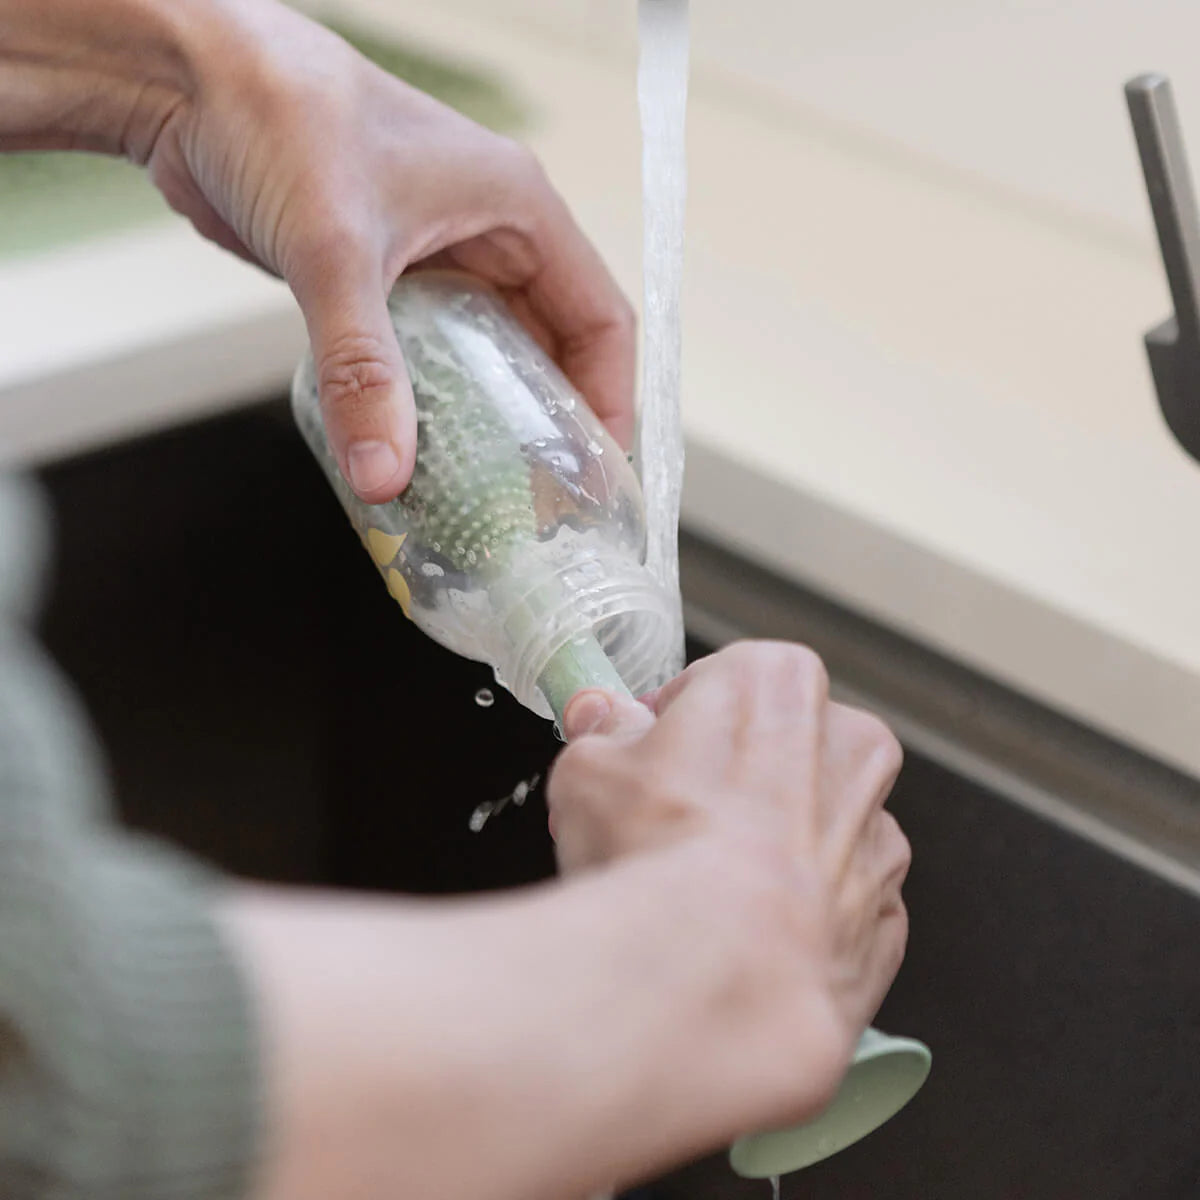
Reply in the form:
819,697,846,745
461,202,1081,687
0,16,528,261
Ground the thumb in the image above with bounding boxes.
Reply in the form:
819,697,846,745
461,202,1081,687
293,254,417,503
563,689,656,742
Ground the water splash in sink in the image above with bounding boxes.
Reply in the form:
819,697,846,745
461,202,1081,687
468,772,541,833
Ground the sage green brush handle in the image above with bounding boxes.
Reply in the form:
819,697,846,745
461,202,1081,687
538,635,633,724
729,1027,931,1178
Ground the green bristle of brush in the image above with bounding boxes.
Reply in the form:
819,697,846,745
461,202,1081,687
399,350,536,571
397,315,630,720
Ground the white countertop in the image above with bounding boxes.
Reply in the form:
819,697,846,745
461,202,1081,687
4,0,1200,778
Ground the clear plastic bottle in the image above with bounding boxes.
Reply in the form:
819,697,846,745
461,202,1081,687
291,270,678,722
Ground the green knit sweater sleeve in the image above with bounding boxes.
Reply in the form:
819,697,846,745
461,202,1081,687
0,475,260,1200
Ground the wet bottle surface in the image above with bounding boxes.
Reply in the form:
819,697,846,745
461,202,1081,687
292,270,678,721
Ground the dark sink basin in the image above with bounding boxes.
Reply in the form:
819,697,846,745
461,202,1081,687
35,400,1200,1199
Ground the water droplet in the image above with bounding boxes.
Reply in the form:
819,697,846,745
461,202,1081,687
512,780,530,806
586,440,603,456
474,688,495,708
420,562,445,577
468,802,493,833
770,1176,780,1200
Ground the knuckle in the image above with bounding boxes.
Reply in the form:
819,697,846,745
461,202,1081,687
552,737,606,786
712,640,830,709
317,334,396,414
869,719,904,779
879,810,913,876
715,640,758,670
776,642,829,691
843,705,903,777
719,639,791,673
878,728,905,781
499,137,548,187
762,641,831,698
611,292,638,339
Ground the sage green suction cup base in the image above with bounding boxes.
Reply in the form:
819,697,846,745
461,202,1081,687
728,1029,931,1179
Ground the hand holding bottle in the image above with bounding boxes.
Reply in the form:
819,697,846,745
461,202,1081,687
2,0,635,502
550,641,913,1128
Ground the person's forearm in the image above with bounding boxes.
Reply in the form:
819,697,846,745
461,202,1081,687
223,843,841,1200
0,0,212,156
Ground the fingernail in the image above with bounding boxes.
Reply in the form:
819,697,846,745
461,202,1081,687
564,690,612,739
347,440,402,497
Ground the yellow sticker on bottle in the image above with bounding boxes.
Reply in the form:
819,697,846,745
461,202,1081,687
367,528,407,566
385,567,412,617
